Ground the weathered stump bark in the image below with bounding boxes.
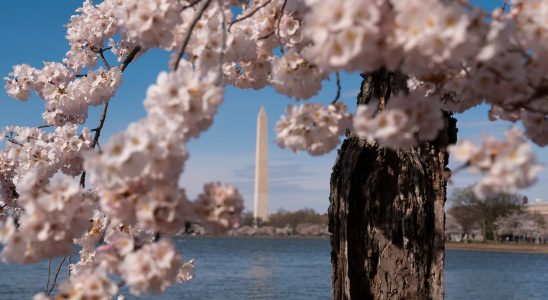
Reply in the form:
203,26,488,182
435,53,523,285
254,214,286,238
329,70,457,299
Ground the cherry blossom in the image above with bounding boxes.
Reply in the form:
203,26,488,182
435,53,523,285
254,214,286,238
119,239,184,294
0,0,546,298
449,128,543,199
275,103,352,156
194,182,245,230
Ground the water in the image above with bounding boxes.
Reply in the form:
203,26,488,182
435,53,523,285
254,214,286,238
1,237,547,299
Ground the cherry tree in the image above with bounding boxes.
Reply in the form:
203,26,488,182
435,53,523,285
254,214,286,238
0,0,546,299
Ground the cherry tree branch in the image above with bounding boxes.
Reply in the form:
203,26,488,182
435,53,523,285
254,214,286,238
174,0,213,71
46,256,66,296
79,45,142,187
91,46,113,69
276,0,288,54
182,0,202,10
258,31,275,40
331,72,341,104
120,46,142,72
228,0,273,32
216,0,227,85
45,258,52,293
502,0,509,11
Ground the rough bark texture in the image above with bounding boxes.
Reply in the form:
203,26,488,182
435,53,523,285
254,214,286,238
329,70,458,299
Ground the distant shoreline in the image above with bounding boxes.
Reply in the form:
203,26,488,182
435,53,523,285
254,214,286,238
179,235,330,240
180,236,548,253
446,242,548,254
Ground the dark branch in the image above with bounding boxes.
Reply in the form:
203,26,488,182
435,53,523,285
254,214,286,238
91,47,114,69
46,256,67,296
258,31,275,40
120,46,142,72
37,124,54,129
174,0,213,71
182,0,202,10
331,72,341,104
228,0,273,32
216,0,227,84
99,51,112,69
502,0,509,11
80,101,109,187
79,45,142,187
45,258,52,294
276,0,288,54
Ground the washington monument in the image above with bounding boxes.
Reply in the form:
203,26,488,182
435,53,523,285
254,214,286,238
254,107,269,222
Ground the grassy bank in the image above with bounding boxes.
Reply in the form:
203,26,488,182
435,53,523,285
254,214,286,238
446,241,548,254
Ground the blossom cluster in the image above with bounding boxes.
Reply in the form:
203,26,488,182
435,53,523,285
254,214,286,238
85,62,223,235
449,128,543,199
194,182,245,230
4,63,122,125
303,0,548,148
275,103,352,156
270,50,327,100
303,0,385,72
115,0,184,49
353,88,444,149
119,239,183,294
0,125,91,206
65,0,119,70
34,269,118,300
0,175,92,263
0,0,547,298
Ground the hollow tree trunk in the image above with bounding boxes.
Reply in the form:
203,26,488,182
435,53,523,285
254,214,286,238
328,70,457,299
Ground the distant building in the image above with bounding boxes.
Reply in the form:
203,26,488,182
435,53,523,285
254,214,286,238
524,202,548,216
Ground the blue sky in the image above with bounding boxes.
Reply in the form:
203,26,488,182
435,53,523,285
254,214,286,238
0,1,545,213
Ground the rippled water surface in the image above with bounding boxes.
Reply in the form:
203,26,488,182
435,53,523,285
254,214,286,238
1,237,547,299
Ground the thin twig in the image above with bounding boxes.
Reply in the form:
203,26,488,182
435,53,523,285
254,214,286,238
227,0,273,32
276,0,288,54
79,46,141,188
68,256,72,277
80,102,109,187
5,137,23,147
37,124,54,129
91,103,109,150
258,31,275,40
47,256,67,296
216,0,227,85
90,47,113,69
45,258,52,293
99,51,112,69
174,0,213,71
182,0,202,10
331,72,341,104
502,0,509,11
120,46,142,72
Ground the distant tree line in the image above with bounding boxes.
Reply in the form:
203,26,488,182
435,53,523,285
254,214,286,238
241,208,327,229
447,186,547,243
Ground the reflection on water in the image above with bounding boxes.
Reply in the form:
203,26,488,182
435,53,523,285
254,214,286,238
0,238,547,299
249,252,273,298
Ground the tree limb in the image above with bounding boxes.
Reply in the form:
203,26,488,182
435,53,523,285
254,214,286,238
174,0,213,71
79,45,142,187
46,256,66,296
228,0,273,32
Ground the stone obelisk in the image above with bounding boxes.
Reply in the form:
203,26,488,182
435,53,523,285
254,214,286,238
254,107,269,222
